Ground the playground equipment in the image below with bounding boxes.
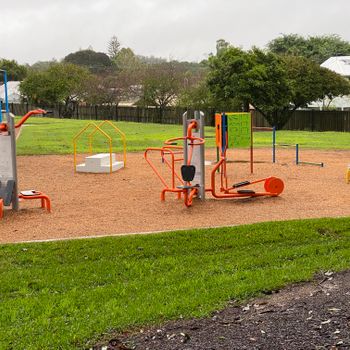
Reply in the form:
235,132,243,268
272,129,324,167
73,120,126,173
295,144,324,167
145,111,284,207
0,70,51,219
215,113,275,173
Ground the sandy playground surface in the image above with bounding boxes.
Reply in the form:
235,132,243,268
1,148,349,244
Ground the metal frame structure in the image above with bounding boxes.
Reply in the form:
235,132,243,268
296,144,324,167
273,129,324,167
88,120,127,167
73,121,127,173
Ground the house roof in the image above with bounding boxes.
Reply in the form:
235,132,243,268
308,95,350,109
321,56,350,77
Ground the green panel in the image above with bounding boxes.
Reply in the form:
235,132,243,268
227,113,251,148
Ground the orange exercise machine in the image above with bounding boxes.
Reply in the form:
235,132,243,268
145,111,284,207
0,107,51,219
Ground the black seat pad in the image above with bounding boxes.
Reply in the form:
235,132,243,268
181,165,196,182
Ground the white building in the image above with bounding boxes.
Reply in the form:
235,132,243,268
0,81,22,103
321,56,350,77
309,56,350,110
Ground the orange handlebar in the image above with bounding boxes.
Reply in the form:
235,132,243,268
0,109,47,132
15,109,47,129
164,136,205,146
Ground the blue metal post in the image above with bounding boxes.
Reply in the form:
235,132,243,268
272,126,276,163
0,69,9,123
296,144,299,165
221,113,227,154
4,70,9,114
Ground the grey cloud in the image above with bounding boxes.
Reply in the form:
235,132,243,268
1,0,349,64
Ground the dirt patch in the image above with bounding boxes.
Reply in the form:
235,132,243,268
92,270,350,349
1,148,350,243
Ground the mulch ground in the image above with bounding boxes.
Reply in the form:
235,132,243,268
92,270,350,350
1,148,350,243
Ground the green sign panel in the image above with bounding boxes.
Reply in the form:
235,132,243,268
226,112,251,148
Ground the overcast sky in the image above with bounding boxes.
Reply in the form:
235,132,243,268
1,0,349,64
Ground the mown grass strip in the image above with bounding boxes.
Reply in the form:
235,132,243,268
15,117,350,155
0,217,350,349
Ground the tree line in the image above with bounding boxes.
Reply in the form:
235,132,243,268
1,34,350,128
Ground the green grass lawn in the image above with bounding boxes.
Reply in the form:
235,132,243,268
15,117,350,155
1,218,350,349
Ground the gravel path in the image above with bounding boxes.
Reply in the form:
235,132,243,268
93,270,350,350
1,149,350,243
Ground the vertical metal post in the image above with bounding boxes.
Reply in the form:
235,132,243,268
8,113,19,210
4,70,9,114
250,111,253,174
197,111,205,200
182,112,188,166
296,144,299,165
272,126,276,163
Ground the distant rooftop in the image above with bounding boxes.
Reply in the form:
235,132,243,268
321,56,350,77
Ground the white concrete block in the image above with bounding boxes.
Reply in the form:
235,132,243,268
76,153,124,173
85,153,116,167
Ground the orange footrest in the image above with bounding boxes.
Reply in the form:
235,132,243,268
18,191,51,213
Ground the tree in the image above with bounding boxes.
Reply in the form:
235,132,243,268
208,47,292,120
268,34,350,64
20,63,91,117
84,71,135,107
140,62,183,115
107,35,121,61
137,55,166,65
0,59,27,82
216,39,231,55
114,48,142,72
207,47,350,128
64,49,112,74
178,79,215,109
30,60,57,72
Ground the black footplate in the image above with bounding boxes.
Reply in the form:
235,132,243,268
237,189,256,194
233,181,250,188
